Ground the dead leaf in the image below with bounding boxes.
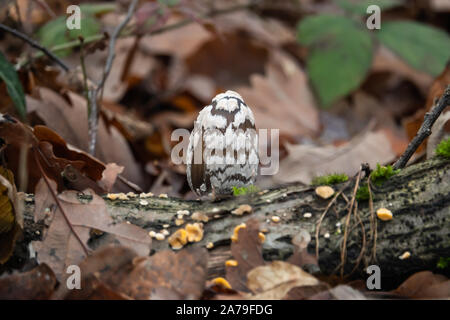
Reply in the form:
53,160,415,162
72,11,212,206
283,283,330,300
393,271,450,299
372,46,433,94
403,62,450,155
0,263,57,299
63,246,208,300
226,218,265,292
247,261,319,299
117,247,208,300
61,245,137,300
32,181,151,281
97,163,124,193
274,130,396,184
27,88,145,190
238,51,320,140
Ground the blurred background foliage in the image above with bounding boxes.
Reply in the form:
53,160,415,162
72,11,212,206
0,0,449,197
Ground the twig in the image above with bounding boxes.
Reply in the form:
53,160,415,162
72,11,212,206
86,0,138,155
33,147,90,255
349,200,366,275
393,85,450,169
97,0,138,100
340,167,362,278
315,180,350,259
367,174,378,263
19,0,257,66
0,23,69,71
79,38,90,103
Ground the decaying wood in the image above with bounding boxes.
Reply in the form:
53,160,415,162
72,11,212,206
19,157,450,280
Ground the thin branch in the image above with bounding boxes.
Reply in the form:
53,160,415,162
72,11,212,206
20,0,257,65
393,85,450,169
33,147,90,256
0,23,69,71
339,167,362,278
87,0,138,155
97,0,138,99
32,0,56,18
367,174,378,264
315,180,350,259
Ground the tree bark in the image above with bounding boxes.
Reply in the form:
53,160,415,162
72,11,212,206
19,157,450,281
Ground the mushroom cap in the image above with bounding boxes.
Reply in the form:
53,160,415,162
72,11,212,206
186,91,259,196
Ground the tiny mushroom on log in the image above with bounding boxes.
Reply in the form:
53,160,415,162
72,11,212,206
377,208,393,221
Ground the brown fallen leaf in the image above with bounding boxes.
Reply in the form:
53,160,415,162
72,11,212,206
403,62,450,155
283,283,330,300
0,263,57,299
274,130,396,185
392,271,450,299
62,246,208,300
61,246,137,300
117,247,208,300
372,46,433,94
238,51,320,140
27,88,145,189
32,180,151,281
247,261,319,299
226,218,266,292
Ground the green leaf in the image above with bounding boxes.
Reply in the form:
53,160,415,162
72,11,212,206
158,0,181,7
336,0,402,16
0,51,26,119
79,3,117,16
36,14,100,57
377,21,450,76
297,15,373,107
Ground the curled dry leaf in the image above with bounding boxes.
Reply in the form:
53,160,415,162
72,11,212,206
0,114,121,193
27,88,144,190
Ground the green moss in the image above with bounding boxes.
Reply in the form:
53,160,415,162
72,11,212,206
371,164,400,186
311,173,349,186
435,137,450,159
232,185,260,196
437,257,450,269
355,164,399,201
356,184,370,201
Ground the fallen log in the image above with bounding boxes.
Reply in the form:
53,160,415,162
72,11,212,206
15,157,450,283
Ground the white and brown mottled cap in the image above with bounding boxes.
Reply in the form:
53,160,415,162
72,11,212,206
186,90,259,196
